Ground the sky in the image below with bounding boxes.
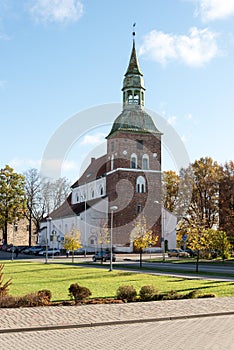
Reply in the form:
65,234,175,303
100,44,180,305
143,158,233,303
0,0,234,183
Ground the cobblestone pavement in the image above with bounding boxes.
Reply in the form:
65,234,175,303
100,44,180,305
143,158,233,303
1,314,234,350
1,297,234,331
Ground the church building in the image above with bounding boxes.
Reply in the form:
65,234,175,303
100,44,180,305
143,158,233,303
38,34,176,253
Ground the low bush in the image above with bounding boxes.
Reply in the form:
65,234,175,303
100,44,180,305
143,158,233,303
197,293,216,298
161,290,183,300
0,295,18,308
139,285,158,301
68,283,92,302
37,289,52,304
184,290,200,299
116,285,137,302
0,289,53,308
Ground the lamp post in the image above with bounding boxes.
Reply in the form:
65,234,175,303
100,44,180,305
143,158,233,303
84,187,87,257
154,201,165,262
52,230,57,259
46,217,52,264
11,223,18,262
109,205,118,272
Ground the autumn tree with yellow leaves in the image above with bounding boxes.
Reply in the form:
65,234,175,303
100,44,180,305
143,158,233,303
63,229,82,263
131,215,158,268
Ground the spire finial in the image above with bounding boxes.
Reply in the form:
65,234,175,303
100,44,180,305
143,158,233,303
132,23,136,40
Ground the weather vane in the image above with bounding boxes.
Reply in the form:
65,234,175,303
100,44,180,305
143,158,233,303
132,22,136,37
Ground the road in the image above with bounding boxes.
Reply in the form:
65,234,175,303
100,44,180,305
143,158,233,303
1,250,234,280
1,314,234,350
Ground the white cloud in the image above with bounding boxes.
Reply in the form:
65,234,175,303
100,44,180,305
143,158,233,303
81,133,106,146
10,158,41,170
30,0,84,23
139,27,219,67
197,0,234,22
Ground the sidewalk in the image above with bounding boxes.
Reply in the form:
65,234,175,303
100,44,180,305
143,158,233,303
1,297,234,334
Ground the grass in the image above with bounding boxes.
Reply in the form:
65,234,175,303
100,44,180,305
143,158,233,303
1,260,234,302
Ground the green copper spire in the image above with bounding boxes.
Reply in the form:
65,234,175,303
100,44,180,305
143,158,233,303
106,28,161,139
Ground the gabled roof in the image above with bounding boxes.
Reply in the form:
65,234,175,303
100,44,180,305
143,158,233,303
71,155,107,188
45,194,107,220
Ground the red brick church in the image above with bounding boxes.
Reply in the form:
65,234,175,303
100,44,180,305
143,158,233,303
38,35,176,252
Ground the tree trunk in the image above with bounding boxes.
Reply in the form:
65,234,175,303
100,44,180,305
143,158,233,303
195,251,200,273
29,210,32,247
139,250,143,268
3,219,8,244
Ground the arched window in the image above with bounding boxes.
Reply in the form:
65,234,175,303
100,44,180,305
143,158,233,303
142,154,149,170
136,176,146,193
130,153,137,169
100,186,104,196
127,90,133,104
134,91,140,104
90,188,95,199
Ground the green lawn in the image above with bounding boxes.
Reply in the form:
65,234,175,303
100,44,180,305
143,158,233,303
1,260,234,301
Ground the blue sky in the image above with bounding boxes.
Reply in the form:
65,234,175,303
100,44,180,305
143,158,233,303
0,0,234,182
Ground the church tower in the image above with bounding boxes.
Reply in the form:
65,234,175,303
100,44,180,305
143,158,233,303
106,31,162,247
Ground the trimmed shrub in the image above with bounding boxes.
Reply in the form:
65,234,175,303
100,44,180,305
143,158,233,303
184,290,200,299
0,295,19,308
0,290,53,308
161,290,183,300
198,293,216,298
38,289,52,304
116,285,137,302
139,285,158,301
68,283,91,302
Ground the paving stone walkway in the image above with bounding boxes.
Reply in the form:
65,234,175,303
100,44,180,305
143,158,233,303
1,297,234,333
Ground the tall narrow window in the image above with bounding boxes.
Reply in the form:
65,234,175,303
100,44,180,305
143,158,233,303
130,153,137,169
127,90,133,104
137,204,142,213
142,154,149,170
134,91,140,104
100,186,104,196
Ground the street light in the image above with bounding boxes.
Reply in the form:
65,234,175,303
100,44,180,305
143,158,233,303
46,217,52,264
109,205,118,271
52,230,57,259
154,201,165,262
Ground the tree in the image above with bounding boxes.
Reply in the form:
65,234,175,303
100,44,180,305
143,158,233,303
0,165,26,244
63,229,82,263
219,161,234,245
206,229,231,262
176,157,223,237
162,170,179,212
24,169,71,242
24,168,42,246
39,176,71,216
98,221,110,250
130,215,158,268
186,225,210,272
